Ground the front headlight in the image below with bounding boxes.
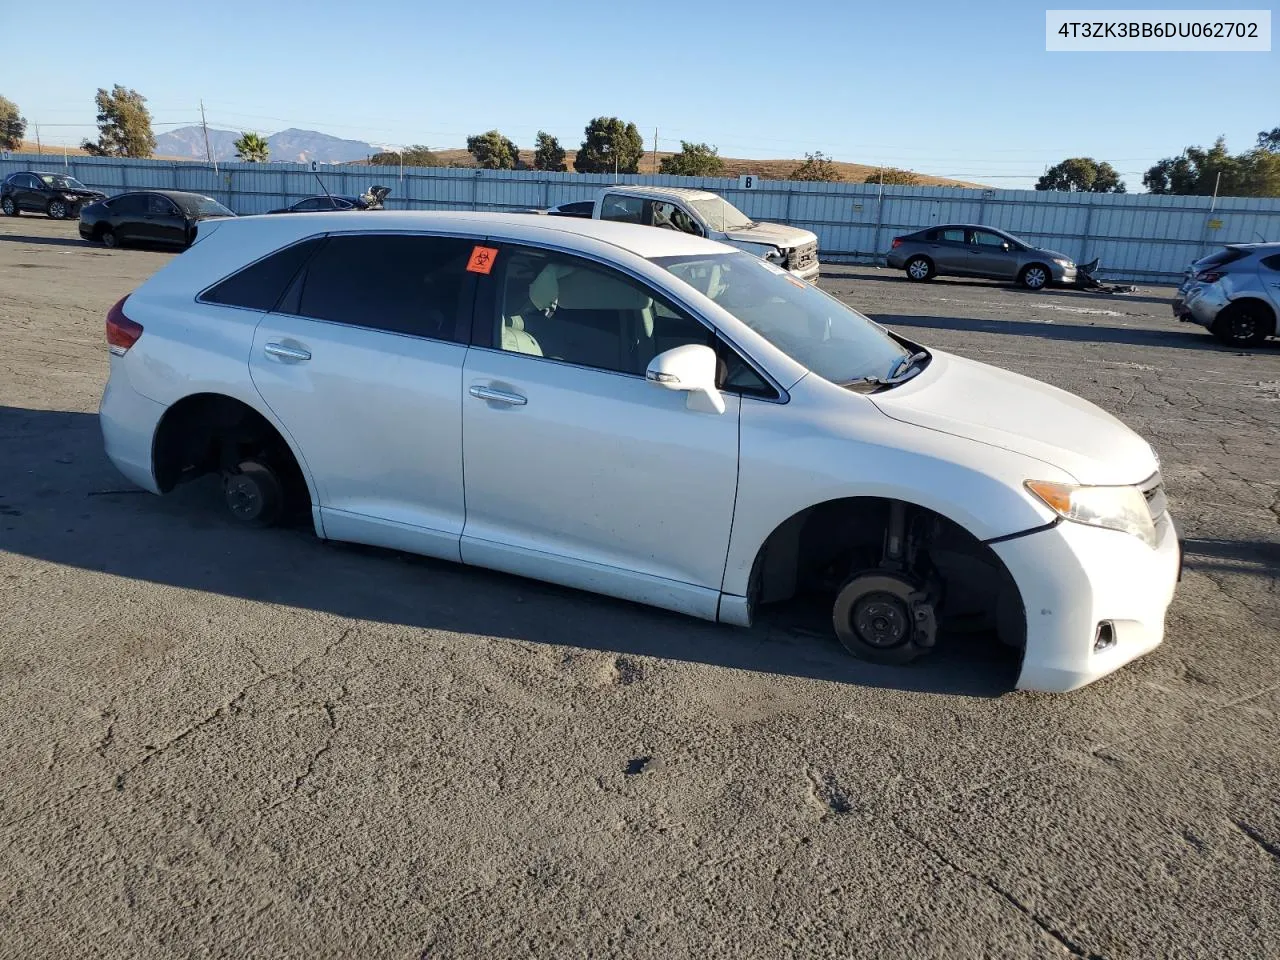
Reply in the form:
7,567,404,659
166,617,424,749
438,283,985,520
1052,258,1073,268
1025,480,1156,548
64,193,79,201
763,247,786,264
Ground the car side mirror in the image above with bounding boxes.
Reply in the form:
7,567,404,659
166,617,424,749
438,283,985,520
645,344,725,414
1001,242,1011,251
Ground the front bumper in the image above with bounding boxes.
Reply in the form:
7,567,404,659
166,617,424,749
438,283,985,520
992,514,1181,692
1052,263,1078,284
791,261,820,283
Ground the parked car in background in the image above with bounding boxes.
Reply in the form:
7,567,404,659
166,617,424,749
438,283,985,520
888,225,1077,290
268,185,390,214
1174,242,1280,347
79,190,235,249
1,171,107,220
97,211,1179,692
566,186,820,281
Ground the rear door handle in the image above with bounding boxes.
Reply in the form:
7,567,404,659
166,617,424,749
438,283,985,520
469,385,527,406
264,341,311,363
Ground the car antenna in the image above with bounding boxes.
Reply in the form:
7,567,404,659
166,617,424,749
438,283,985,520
313,167,335,207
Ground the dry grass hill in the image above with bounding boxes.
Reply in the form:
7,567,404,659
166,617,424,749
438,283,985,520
13,140,984,188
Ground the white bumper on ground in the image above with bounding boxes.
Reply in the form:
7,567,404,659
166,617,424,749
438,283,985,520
993,515,1181,693
99,361,165,495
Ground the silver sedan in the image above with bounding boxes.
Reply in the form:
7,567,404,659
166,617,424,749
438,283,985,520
887,224,1078,290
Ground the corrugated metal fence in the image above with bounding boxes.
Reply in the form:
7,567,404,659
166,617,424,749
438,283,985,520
4,153,1280,282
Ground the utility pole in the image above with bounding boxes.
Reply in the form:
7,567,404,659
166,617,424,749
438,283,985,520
34,122,42,155
200,99,218,175
652,127,658,174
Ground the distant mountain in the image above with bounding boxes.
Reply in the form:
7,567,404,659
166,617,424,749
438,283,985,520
154,126,377,164
154,126,240,161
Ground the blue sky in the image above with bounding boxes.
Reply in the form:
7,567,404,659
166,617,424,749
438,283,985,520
2,0,1275,188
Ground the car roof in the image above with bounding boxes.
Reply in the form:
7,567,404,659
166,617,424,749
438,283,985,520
923,224,1011,233
597,185,723,203
223,210,733,258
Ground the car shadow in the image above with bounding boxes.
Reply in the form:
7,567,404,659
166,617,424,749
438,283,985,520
0,232,94,249
0,405,1019,698
1182,537,1280,571
820,266,1176,305
873,312,1280,353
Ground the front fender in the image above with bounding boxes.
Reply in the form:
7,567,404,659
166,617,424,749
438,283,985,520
720,378,1068,598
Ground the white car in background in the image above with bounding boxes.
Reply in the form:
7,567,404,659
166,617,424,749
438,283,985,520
99,212,1181,692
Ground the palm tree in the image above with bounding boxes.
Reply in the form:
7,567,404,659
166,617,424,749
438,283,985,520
234,131,269,163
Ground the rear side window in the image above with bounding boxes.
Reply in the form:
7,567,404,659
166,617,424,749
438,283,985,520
1198,247,1249,269
108,194,148,215
296,234,473,342
201,238,323,311
929,227,965,242
1262,254,1280,271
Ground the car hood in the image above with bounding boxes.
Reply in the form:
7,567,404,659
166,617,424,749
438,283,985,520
722,222,818,249
869,350,1157,485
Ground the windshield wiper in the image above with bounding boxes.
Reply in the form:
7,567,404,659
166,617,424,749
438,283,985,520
846,351,930,390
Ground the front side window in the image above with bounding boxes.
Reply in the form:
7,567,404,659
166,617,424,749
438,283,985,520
971,230,1007,247
493,248,716,377
654,251,910,386
148,195,178,216
296,234,472,341
599,194,644,224
651,201,702,236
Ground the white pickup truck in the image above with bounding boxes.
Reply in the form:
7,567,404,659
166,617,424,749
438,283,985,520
543,185,820,282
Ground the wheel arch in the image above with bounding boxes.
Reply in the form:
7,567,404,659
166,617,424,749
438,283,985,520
1221,296,1277,334
735,493,1027,645
150,391,320,521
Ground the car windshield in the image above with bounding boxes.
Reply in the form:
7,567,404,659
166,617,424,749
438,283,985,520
688,196,754,232
653,252,911,385
39,174,89,190
179,196,235,218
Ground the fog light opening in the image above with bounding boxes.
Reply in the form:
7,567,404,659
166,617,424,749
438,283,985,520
1093,621,1116,653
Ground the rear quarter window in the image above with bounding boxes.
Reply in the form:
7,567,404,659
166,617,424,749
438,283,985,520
200,238,323,311
1260,253,1280,271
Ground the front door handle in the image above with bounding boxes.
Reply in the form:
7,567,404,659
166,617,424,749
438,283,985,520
469,385,527,406
264,341,311,363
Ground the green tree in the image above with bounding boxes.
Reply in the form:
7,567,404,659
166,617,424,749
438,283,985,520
1035,157,1125,193
1142,137,1265,195
533,131,567,172
466,130,519,169
369,144,441,167
659,141,726,177
0,95,26,150
788,151,841,182
1257,127,1280,153
574,117,644,174
864,166,921,186
233,131,269,163
80,85,155,158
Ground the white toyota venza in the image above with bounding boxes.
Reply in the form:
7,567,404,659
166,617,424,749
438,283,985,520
99,212,1182,692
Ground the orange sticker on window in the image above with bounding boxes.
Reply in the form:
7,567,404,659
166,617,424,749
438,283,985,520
467,245,498,274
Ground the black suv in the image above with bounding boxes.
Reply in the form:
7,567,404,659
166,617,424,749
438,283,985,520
1,171,108,220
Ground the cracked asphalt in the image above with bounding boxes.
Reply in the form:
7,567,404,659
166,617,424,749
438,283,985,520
1,217,1278,959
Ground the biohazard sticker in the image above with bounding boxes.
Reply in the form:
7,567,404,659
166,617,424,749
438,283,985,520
467,245,499,274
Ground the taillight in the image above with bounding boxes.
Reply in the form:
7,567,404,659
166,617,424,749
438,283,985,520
105,296,143,355
1195,270,1224,283
891,237,903,248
